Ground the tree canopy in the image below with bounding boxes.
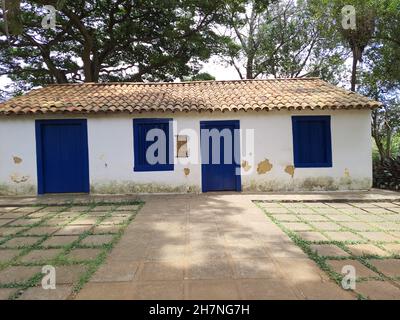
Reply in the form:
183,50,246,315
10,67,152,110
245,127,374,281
0,0,239,93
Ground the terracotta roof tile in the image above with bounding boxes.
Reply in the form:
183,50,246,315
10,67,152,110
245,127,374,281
0,78,381,115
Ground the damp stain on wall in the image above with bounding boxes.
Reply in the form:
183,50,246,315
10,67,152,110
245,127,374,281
257,159,273,175
0,183,36,196
284,165,295,178
242,176,372,192
90,181,201,194
340,168,352,186
184,168,190,176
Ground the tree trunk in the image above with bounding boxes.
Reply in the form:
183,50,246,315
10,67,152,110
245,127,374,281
371,110,386,163
246,54,255,79
385,124,392,159
351,48,358,92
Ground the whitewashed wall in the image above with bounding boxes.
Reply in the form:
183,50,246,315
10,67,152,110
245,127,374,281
0,109,372,195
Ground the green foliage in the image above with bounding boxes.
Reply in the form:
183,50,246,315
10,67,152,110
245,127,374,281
224,0,347,82
187,72,216,81
373,156,400,190
0,0,244,96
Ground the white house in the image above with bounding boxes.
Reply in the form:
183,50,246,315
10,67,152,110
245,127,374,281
0,78,380,195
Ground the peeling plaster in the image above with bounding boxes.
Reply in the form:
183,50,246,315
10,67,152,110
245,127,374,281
184,168,190,176
284,165,295,178
13,156,23,164
10,173,30,184
241,160,252,172
257,159,273,175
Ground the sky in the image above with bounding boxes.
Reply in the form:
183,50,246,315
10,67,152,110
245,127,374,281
200,57,241,81
0,57,241,93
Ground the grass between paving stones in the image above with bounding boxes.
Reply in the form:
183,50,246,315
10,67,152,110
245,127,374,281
0,201,144,300
255,200,400,300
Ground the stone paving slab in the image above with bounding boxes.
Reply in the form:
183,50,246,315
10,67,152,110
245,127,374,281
368,259,400,277
382,243,400,255
75,282,137,300
17,285,73,300
54,225,92,236
346,244,389,257
80,235,114,246
1,237,42,248
0,219,15,227
92,225,121,234
90,261,140,283
327,260,379,278
0,227,25,237
358,232,399,242
0,212,30,219
296,231,329,242
53,265,88,284
67,248,102,261
309,222,342,231
23,226,60,236
0,249,21,263
355,281,400,300
324,231,364,242
9,218,41,227
0,288,17,300
41,235,79,247
19,249,62,263
310,244,350,257
0,266,41,285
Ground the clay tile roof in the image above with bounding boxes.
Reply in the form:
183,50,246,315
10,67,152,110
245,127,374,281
0,78,381,115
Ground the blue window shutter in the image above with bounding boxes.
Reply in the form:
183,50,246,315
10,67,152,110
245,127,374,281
292,116,332,168
133,118,174,172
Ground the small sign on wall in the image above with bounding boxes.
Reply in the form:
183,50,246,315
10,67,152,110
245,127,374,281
176,135,189,158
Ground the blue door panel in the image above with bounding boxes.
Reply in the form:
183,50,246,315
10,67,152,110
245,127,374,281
200,121,241,192
36,119,89,194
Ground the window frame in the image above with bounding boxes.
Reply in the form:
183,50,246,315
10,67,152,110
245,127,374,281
133,118,174,172
291,115,333,168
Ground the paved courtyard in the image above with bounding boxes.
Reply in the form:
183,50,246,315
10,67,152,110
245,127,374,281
1,192,400,300
0,203,142,300
256,200,400,300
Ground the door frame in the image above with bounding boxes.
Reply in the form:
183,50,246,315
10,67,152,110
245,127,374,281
35,119,90,195
200,120,241,192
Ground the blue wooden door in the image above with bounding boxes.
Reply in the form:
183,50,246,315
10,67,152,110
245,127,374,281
36,119,89,194
200,120,241,192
